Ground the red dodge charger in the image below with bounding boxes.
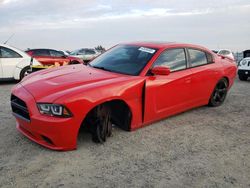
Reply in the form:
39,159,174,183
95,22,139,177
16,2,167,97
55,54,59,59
11,42,237,151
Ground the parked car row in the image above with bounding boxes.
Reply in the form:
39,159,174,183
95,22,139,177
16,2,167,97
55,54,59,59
0,44,41,80
0,44,104,81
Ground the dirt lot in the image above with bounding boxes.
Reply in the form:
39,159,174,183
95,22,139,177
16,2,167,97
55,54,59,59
0,78,249,188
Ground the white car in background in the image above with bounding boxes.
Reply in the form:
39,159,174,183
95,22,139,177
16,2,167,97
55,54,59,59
0,44,41,81
217,49,235,60
238,57,250,81
70,48,100,62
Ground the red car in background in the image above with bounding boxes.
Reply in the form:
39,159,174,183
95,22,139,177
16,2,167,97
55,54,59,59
26,48,84,66
12,42,237,151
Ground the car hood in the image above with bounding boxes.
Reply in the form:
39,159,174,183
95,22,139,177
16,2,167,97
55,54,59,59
20,65,128,102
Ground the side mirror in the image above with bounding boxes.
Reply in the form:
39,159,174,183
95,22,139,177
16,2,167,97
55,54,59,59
151,66,171,76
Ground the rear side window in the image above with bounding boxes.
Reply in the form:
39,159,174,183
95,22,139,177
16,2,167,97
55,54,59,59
218,50,230,55
188,49,208,67
206,53,214,64
0,47,22,58
153,48,187,72
32,49,49,56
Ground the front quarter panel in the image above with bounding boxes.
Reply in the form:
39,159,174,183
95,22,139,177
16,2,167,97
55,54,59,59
54,77,146,135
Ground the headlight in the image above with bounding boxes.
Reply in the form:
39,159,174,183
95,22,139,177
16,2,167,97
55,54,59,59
37,103,72,117
241,60,247,66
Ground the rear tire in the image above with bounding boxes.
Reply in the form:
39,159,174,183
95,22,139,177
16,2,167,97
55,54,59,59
239,74,248,81
208,78,228,107
19,66,30,81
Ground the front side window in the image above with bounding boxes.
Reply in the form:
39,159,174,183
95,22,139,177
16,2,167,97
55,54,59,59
0,47,22,58
188,49,208,67
90,45,157,75
49,50,64,57
153,48,187,72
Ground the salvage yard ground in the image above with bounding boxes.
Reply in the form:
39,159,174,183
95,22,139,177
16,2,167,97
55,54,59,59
0,78,249,188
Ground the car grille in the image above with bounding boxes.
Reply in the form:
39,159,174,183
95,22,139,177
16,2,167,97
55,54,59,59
11,95,30,121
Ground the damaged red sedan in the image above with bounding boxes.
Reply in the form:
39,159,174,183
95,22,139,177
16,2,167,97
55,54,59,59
11,42,237,151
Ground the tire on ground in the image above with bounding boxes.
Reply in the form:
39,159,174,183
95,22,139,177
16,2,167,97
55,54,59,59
208,78,228,107
19,66,30,81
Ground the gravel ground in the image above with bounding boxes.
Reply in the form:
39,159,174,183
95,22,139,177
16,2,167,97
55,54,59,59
0,78,250,188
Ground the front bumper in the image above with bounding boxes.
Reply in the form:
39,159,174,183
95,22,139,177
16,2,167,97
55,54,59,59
11,84,80,151
238,69,250,76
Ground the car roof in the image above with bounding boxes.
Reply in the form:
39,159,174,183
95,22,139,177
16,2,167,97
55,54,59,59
77,48,96,50
26,48,59,51
218,49,232,52
121,41,210,51
0,43,30,58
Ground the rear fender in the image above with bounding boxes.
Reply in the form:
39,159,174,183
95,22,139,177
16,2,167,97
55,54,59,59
13,67,22,80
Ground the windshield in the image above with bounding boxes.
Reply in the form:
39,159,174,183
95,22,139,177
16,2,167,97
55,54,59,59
89,45,157,75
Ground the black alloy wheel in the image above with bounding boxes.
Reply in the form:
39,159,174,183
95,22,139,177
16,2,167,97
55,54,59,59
209,78,228,107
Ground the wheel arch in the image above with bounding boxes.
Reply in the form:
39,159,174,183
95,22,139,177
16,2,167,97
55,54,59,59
13,58,32,80
13,66,22,80
79,98,133,133
222,76,229,86
218,76,230,91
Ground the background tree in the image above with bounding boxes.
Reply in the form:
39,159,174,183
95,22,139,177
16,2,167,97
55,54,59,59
95,45,106,53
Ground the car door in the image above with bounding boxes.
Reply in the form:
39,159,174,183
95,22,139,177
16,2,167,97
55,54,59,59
32,49,53,65
144,48,193,123
49,50,70,65
187,48,220,104
0,46,23,78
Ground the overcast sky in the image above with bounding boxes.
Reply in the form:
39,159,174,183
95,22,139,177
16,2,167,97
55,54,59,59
0,0,249,51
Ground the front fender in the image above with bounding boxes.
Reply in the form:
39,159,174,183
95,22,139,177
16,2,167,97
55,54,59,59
55,77,146,132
